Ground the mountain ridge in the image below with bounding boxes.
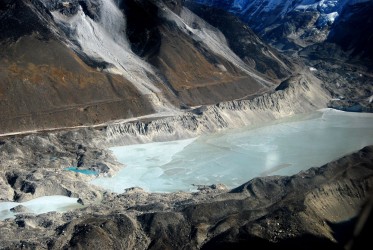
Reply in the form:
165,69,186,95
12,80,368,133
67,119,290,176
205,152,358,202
190,0,373,57
0,0,295,134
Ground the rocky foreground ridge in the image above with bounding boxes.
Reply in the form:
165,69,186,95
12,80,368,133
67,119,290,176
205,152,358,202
0,145,372,249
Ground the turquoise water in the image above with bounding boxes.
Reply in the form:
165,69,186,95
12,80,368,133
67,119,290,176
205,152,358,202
91,109,373,193
65,167,98,175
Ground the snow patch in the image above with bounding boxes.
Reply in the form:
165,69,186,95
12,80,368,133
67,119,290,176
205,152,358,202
318,11,339,26
217,64,227,72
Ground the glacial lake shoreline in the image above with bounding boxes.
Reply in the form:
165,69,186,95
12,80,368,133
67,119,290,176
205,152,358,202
91,109,373,193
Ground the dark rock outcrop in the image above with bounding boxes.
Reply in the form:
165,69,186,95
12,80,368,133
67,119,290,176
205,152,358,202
10,205,31,213
122,0,162,58
327,1,373,63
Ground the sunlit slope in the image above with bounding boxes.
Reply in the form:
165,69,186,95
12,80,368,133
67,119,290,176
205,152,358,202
0,0,156,133
0,0,295,134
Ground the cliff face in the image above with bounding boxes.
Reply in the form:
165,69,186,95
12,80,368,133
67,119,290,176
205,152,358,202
105,72,329,145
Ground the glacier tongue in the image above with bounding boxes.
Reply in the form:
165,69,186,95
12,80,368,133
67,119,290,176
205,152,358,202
51,0,161,95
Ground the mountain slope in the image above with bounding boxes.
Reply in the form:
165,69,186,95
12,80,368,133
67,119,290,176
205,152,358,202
190,0,373,57
0,0,295,134
184,2,295,79
0,0,156,134
189,0,373,112
326,0,373,62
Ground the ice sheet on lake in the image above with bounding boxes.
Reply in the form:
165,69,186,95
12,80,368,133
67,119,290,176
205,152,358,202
0,196,82,221
91,138,198,192
92,109,373,193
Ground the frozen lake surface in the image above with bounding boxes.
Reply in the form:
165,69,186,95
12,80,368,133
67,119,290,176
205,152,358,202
0,196,83,221
92,109,373,193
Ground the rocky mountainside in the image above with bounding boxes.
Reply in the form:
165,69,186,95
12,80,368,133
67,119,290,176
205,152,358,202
0,1,372,249
0,145,372,249
0,0,295,135
1,0,370,135
190,0,373,54
187,0,373,112
302,0,373,63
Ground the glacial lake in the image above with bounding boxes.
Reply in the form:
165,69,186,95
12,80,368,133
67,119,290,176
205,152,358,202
0,196,83,221
91,109,373,193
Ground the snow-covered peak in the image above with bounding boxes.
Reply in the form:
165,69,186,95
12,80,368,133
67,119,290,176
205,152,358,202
189,0,369,48
295,0,351,27
191,0,363,27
